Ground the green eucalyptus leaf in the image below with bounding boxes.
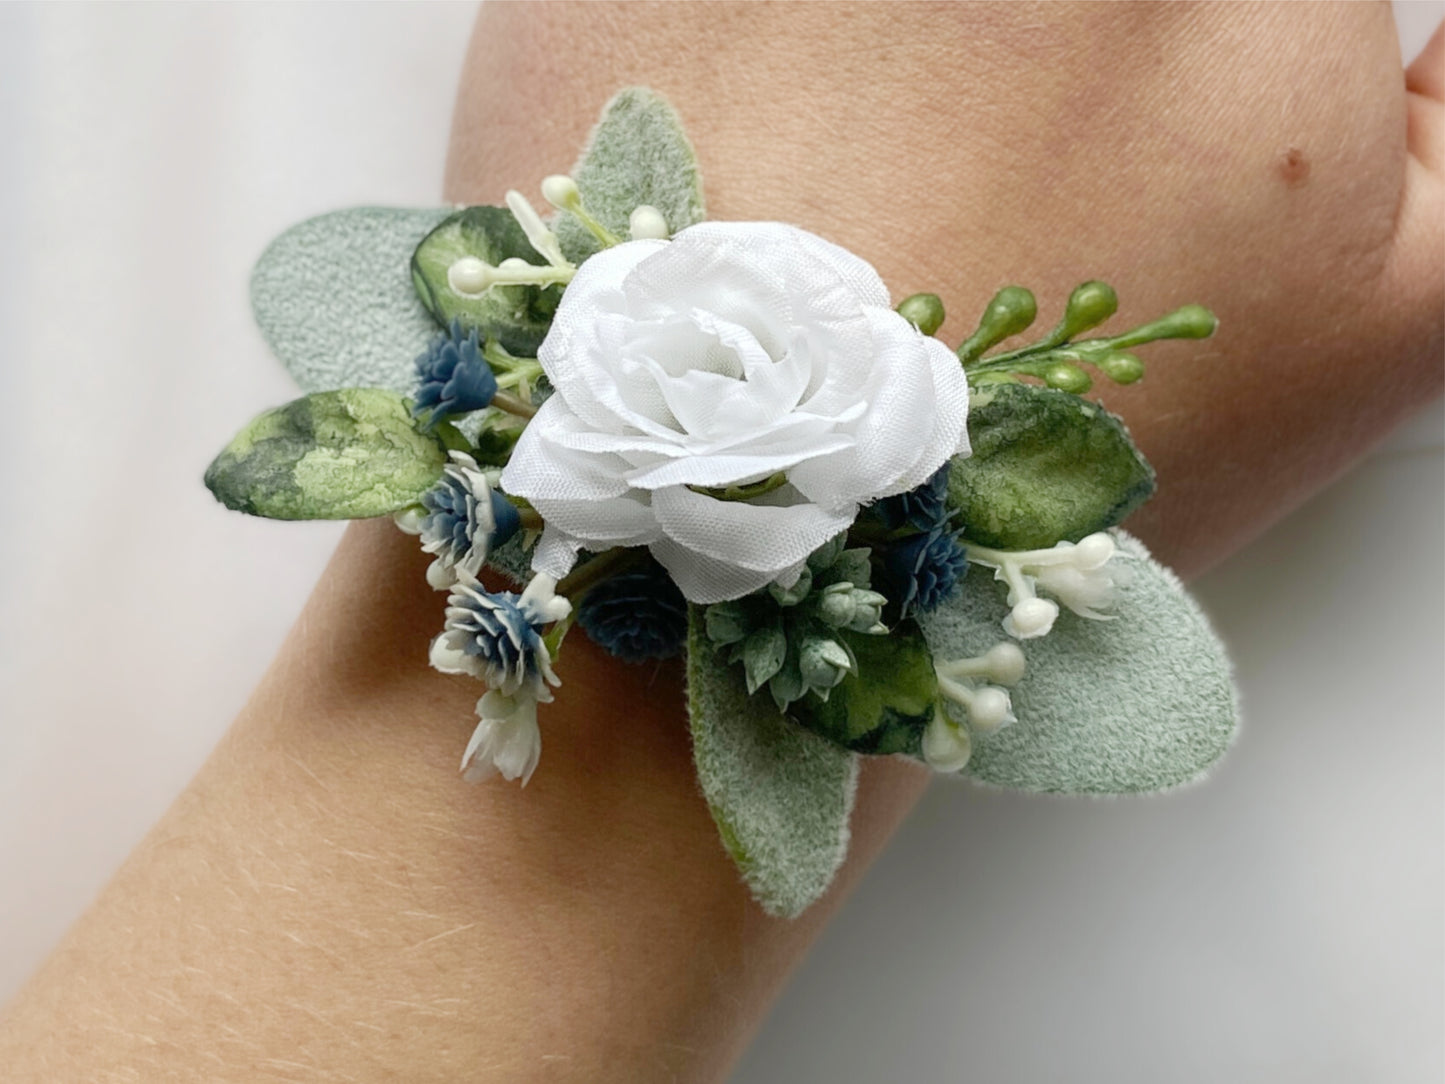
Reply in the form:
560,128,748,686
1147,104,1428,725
251,207,453,395
410,205,563,356
789,622,940,757
687,609,859,918
949,382,1155,550
916,530,1238,792
555,87,707,263
205,389,446,520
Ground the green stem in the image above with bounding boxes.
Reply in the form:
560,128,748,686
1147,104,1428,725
567,204,623,248
555,546,647,599
542,609,576,660
491,391,539,420
495,363,544,391
688,471,789,502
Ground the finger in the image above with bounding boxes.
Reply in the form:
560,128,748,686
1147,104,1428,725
1406,20,1444,101
1405,20,1444,172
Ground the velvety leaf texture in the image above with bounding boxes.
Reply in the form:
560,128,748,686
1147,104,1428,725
555,87,708,263
687,608,859,918
917,530,1238,793
205,389,447,520
949,382,1155,550
410,206,563,356
251,207,452,394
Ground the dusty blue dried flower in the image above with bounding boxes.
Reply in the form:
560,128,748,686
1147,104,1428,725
881,524,968,617
430,580,559,699
872,463,952,531
577,561,688,663
413,319,497,427
412,452,521,589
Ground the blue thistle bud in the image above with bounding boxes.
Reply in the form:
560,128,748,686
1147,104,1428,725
873,463,952,531
577,561,688,663
881,525,969,617
413,319,498,428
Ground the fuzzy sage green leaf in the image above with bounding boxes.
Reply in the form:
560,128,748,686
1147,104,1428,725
555,87,707,263
251,207,453,395
917,530,1238,792
687,608,858,918
949,382,1155,550
789,622,940,757
205,389,447,520
410,206,562,356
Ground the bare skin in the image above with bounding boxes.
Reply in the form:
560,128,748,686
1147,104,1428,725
1,4,1439,1082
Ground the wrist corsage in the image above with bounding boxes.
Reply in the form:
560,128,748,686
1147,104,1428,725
209,88,1237,917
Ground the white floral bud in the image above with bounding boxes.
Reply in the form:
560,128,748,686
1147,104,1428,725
393,505,426,536
966,685,1016,734
541,174,581,211
629,205,670,240
1072,531,1115,570
504,189,570,269
461,689,542,786
921,711,972,772
1033,564,1116,619
1005,596,1059,639
982,642,1027,685
448,256,493,295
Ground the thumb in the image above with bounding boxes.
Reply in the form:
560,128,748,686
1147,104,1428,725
1376,19,1444,377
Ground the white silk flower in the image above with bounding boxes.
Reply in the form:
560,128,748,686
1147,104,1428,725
500,221,971,603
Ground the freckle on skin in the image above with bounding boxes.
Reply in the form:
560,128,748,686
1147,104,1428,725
1278,146,1310,188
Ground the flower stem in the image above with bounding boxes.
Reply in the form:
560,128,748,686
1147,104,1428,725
688,472,789,502
555,547,648,600
491,391,539,420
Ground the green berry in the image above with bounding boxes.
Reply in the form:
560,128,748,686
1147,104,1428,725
897,293,946,336
1059,281,1119,340
1044,363,1092,394
958,286,1037,361
1100,352,1145,384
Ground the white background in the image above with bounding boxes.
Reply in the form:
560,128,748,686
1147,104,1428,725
0,4,1440,1081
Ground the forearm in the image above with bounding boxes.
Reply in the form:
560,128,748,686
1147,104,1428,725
2,3,1438,1081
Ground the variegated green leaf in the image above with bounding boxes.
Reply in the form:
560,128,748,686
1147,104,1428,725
410,205,562,356
949,382,1155,550
205,389,446,520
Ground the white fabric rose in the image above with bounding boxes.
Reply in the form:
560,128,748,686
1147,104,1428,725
500,221,971,603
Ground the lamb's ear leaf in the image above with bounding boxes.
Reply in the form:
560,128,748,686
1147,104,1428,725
949,382,1155,550
555,87,707,263
204,389,446,520
251,207,452,394
409,206,563,356
917,530,1238,793
687,607,858,918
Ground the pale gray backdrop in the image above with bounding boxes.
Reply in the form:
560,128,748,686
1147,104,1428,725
0,4,1440,1081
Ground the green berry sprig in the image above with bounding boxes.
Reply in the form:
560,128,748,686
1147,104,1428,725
896,283,1217,393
